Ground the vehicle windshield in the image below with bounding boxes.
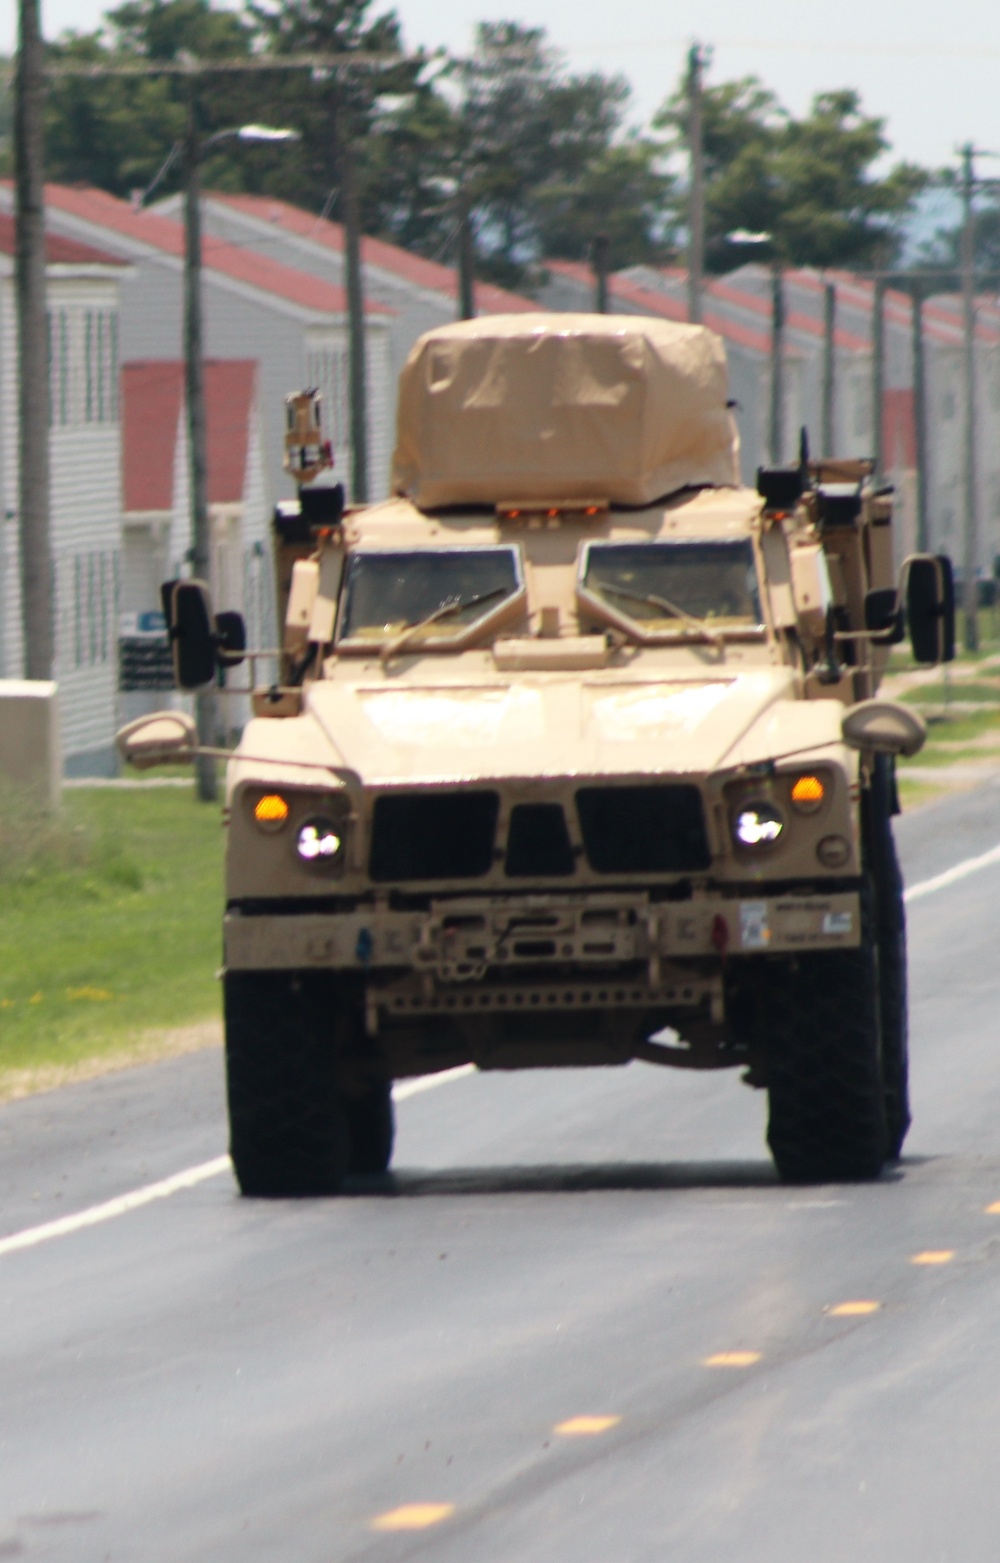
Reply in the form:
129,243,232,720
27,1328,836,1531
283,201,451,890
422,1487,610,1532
581,540,763,636
337,547,522,646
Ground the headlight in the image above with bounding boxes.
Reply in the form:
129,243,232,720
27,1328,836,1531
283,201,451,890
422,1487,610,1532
733,802,784,848
296,817,343,863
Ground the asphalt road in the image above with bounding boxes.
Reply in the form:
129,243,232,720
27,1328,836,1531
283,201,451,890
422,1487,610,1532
4,778,1000,1561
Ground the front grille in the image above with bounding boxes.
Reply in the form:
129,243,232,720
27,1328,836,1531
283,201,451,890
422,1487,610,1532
369,791,500,882
504,803,576,878
575,784,710,874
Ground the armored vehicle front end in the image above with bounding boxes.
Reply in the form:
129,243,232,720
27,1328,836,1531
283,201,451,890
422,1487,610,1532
121,314,952,1193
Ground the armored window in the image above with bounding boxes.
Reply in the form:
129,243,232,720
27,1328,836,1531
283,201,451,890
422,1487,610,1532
580,539,763,640
338,546,523,649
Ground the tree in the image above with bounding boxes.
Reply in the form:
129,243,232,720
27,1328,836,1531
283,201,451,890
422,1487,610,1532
38,3,670,283
914,197,1000,287
43,0,258,197
657,71,926,271
0,58,13,176
444,22,670,286
533,139,673,269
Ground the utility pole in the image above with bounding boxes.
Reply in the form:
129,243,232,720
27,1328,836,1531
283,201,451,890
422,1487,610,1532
686,43,705,325
15,0,54,681
911,283,929,553
960,141,979,650
768,263,784,464
337,101,369,505
183,90,217,802
872,275,886,479
593,233,610,314
822,281,836,456
457,186,475,320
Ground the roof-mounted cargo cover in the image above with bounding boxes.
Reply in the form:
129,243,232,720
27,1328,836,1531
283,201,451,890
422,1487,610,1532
392,313,740,510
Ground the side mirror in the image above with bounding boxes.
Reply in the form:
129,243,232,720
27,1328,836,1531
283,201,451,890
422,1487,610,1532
842,699,926,759
905,554,956,665
162,579,216,689
864,587,905,644
216,610,247,666
161,580,247,688
116,710,197,770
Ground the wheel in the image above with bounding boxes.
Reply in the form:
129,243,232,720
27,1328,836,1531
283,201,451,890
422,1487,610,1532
224,971,351,1196
346,1082,395,1175
763,904,888,1182
862,754,911,1159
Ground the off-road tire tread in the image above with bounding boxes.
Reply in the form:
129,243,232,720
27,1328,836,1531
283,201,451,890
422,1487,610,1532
225,972,351,1196
863,756,910,1159
765,935,887,1183
346,1083,395,1175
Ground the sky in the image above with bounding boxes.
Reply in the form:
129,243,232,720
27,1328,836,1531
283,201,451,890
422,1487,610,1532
8,0,1000,178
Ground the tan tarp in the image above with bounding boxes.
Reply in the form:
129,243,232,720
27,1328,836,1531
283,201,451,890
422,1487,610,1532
392,313,740,510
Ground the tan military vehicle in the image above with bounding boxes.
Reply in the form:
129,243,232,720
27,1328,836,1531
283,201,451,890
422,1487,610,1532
120,314,953,1193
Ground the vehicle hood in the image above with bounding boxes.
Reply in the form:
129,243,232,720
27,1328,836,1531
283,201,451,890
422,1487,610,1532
302,668,841,786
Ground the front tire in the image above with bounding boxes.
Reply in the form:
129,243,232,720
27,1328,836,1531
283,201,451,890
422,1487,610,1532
862,754,911,1159
764,924,888,1183
225,971,352,1196
345,1082,395,1175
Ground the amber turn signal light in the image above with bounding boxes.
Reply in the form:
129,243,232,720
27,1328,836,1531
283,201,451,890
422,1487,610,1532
790,774,825,812
254,793,289,828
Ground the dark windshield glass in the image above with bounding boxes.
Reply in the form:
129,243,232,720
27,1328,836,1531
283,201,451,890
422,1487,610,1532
582,540,763,632
338,548,521,644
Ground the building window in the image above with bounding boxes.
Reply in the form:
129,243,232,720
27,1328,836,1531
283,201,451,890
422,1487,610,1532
74,556,84,667
82,310,119,425
60,312,70,425
110,313,119,419
85,313,94,423
46,309,72,427
70,552,115,668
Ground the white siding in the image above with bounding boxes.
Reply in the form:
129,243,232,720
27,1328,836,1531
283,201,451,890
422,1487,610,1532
50,420,121,766
0,272,123,769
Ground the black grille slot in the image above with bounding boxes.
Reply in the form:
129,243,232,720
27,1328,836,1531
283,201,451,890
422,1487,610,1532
504,803,576,878
575,785,710,874
369,791,499,882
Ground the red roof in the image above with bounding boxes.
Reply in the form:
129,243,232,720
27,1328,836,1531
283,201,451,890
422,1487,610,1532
0,210,125,267
38,184,390,318
210,191,540,315
122,359,257,513
544,260,775,355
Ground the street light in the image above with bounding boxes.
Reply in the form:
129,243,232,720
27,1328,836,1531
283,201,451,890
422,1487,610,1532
723,231,784,466
141,120,299,801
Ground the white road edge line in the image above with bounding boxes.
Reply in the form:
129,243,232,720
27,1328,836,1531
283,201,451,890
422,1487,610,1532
0,1155,232,1258
4,845,996,1264
393,1063,476,1101
904,841,1000,904
0,1065,477,1259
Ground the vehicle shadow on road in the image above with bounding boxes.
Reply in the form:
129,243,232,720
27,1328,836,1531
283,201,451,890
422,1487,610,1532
343,1160,785,1196
341,1160,912,1196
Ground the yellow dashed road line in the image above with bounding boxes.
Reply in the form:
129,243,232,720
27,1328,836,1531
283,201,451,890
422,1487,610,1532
828,1300,881,1316
703,1351,762,1368
911,1250,955,1265
554,1415,621,1436
371,1504,455,1532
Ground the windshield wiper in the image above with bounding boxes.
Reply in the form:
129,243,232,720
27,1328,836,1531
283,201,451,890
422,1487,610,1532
380,585,510,664
595,582,724,646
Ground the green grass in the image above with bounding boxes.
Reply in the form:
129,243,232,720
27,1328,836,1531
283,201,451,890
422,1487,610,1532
0,784,224,1086
901,680,1000,706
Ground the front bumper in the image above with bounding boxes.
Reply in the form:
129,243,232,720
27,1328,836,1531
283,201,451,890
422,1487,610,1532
224,885,861,975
